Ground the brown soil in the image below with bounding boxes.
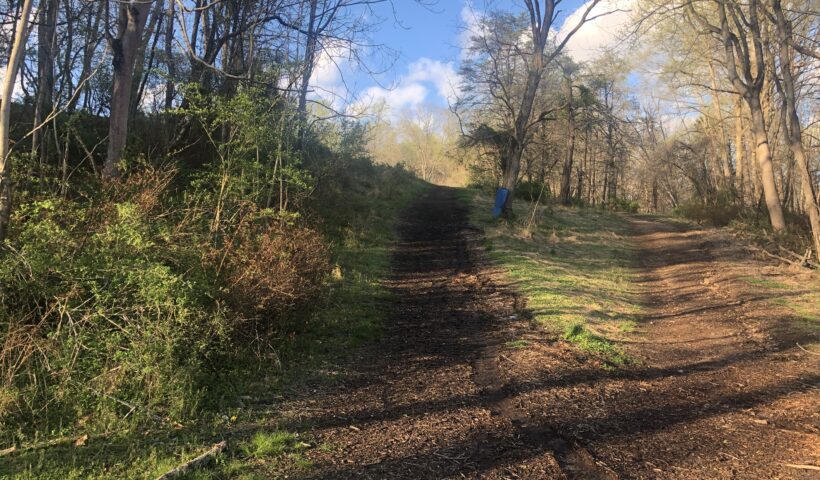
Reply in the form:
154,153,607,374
285,186,819,479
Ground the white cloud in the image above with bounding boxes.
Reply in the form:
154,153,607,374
557,0,634,63
459,4,485,53
405,58,461,104
350,57,462,117
309,42,354,109
352,83,428,116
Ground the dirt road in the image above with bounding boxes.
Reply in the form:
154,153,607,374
290,186,819,479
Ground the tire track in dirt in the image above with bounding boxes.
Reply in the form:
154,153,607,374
286,188,818,479
292,185,612,478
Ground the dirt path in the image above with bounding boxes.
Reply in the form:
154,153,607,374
289,186,819,479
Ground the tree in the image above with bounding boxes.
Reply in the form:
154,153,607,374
103,0,153,181
31,0,58,165
559,58,578,204
687,0,786,230
0,0,35,241
768,0,820,261
458,0,605,214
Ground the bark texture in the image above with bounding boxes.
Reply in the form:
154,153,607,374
771,0,820,262
103,0,153,181
559,66,576,204
0,0,35,242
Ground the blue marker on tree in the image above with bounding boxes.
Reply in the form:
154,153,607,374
492,188,509,218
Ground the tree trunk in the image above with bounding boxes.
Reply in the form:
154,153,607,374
103,0,153,181
298,0,319,117
164,0,175,110
59,0,74,104
734,98,745,203
77,0,105,111
559,70,575,204
747,93,786,231
131,0,165,116
709,62,732,184
0,0,35,242
772,0,820,262
704,0,786,230
32,0,58,167
501,141,526,210
502,27,548,214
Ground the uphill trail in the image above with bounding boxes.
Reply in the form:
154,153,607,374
285,185,819,479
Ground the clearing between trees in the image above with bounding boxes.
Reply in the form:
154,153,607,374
273,185,819,479
3,184,818,479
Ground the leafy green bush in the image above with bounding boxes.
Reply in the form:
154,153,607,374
602,197,640,213
674,197,739,226
514,181,550,203
466,163,500,193
0,164,330,439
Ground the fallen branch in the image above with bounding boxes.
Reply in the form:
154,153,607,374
748,246,816,269
154,441,227,480
796,343,820,356
778,246,811,263
0,431,119,457
67,379,166,424
782,463,820,471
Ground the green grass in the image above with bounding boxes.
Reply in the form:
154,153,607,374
744,275,820,339
743,276,791,290
1,167,426,479
466,190,641,367
241,431,307,459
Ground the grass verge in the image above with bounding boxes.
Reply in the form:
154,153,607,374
0,165,426,480
463,190,641,367
742,274,820,342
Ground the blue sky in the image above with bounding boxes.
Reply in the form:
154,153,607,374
311,0,634,114
371,0,593,70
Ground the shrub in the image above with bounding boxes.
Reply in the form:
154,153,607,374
218,211,329,323
514,181,550,203
466,163,500,193
674,198,739,226
0,166,330,438
1,191,219,435
603,197,640,213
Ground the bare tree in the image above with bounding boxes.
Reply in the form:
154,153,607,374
688,0,786,230
559,59,578,204
459,0,605,214
103,0,153,181
0,0,35,242
31,0,57,165
768,0,820,261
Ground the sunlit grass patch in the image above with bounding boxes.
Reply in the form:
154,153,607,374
618,318,638,333
791,290,820,325
744,275,819,319
748,275,820,340
741,274,820,352
241,431,308,459
466,190,641,367
563,324,629,367
743,276,791,290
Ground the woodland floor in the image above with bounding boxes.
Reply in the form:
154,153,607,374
278,185,819,479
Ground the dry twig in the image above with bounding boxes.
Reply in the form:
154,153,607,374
782,463,820,471
154,441,227,480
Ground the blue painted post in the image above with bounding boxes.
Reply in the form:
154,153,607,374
492,188,509,218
